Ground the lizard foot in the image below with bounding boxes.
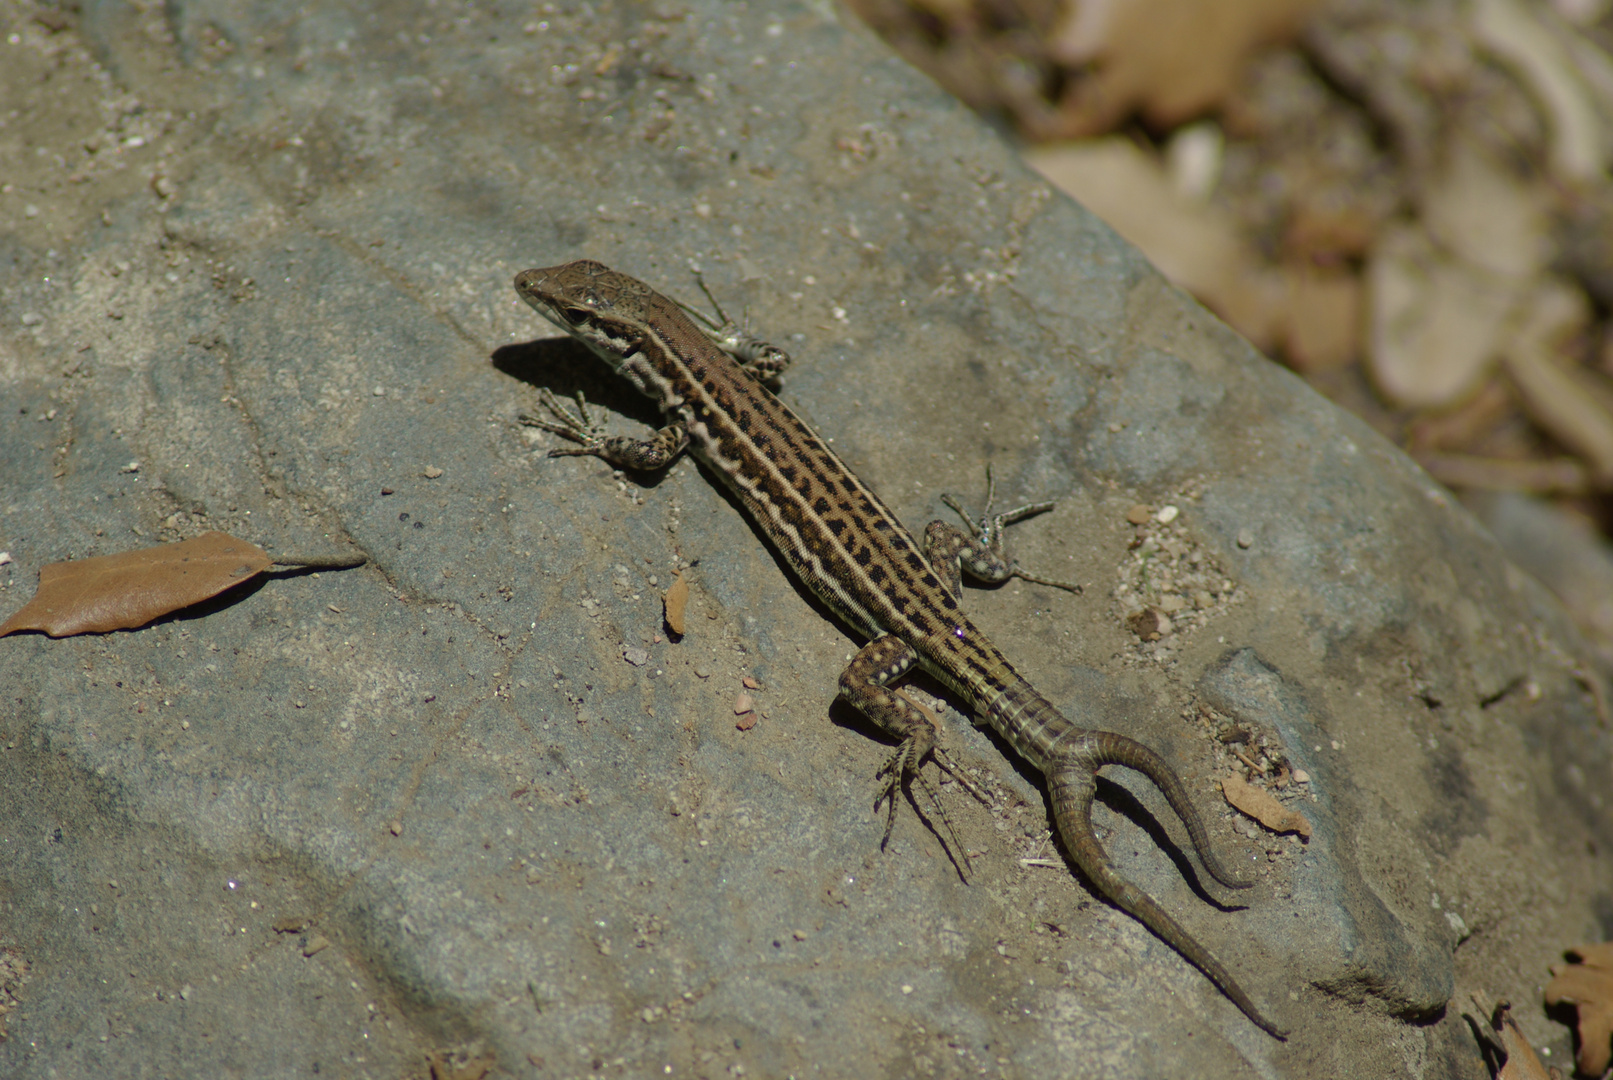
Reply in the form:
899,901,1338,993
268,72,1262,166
520,388,610,458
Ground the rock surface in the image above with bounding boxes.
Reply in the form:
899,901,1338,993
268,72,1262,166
1,1,1609,1077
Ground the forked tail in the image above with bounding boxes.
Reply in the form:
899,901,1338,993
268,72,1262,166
1048,730,1289,1039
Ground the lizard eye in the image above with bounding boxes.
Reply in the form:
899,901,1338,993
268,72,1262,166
559,304,591,325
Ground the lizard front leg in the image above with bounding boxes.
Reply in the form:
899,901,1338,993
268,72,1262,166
521,388,688,471
679,272,794,385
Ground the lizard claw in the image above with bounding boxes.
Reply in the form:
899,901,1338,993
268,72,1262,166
521,388,610,457
872,735,974,882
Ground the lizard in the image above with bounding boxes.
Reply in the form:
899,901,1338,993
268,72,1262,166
511,258,1286,1039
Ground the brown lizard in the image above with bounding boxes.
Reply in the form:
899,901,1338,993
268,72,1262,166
513,259,1285,1038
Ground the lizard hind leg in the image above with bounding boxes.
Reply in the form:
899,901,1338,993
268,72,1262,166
1047,730,1287,1039
840,634,972,879
930,463,1083,595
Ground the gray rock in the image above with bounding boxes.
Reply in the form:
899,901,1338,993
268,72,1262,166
0,1,1606,1077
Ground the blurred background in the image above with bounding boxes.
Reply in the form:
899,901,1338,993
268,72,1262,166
847,0,1613,667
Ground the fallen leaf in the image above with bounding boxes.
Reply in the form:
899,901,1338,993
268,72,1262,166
1283,202,1378,262
1046,0,1318,135
0,532,366,638
0,532,273,637
1424,139,1553,279
1500,279,1613,483
1221,773,1312,838
1473,0,1607,183
1367,223,1523,409
1466,993,1559,1080
428,1051,496,1080
1280,263,1362,373
663,570,689,635
1407,379,1516,454
1414,452,1589,495
1545,942,1613,1075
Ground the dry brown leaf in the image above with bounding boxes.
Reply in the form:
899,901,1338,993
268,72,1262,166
428,1050,496,1080
1407,380,1516,454
1280,263,1362,373
1221,772,1312,838
1367,224,1523,409
1545,943,1613,1075
0,532,274,638
1473,0,1607,183
1467,993,1559,1080
1424,139,1553,279
1501,280,1613,483
1414,452,1590,495
1284,203,1378,262
1046,0,1318,136
663,570,689,635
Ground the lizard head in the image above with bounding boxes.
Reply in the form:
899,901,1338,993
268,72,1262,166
514,260,658,366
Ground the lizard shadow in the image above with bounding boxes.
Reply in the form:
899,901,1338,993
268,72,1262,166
1081,775,1251,913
